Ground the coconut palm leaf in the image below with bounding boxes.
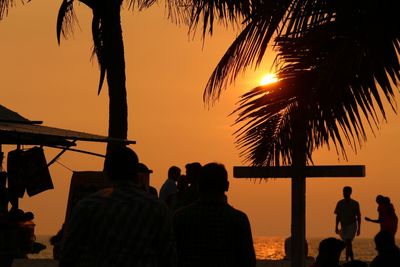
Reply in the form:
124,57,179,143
0,0,15,20
56,0,78,44
234,11,399,166
202,0,338,104
202,0,400,109
91,11,106,95
168,0,251,37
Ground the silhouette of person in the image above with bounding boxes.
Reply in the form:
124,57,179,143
365,195,398,236
170,174,189,211
309,237,345,267
370,230,400,267
137,162,158,197
284,235,310,260
60,146,177,267
173,162,256,267
181,162,202,206
334,186,361,261
159,166,181,207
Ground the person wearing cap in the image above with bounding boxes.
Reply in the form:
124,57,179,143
137,163,158,197
60,146,177,267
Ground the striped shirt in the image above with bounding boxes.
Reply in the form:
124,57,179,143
173,197,256,267
60,181,177,267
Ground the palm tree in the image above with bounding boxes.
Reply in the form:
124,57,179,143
1,0,161,168
56,0,163,169
174,1,399,266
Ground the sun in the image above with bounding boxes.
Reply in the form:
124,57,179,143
259,73,278,86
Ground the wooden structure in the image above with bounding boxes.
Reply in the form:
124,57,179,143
0,104,134,207
234,165,365,267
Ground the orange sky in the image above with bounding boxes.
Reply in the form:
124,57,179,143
1,0,399,238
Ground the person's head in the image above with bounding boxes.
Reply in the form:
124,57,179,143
374,230,396,254
22,211,34,221
107,146,139,181
376,194,385,204
168,166,181,181
316,237,345,264
185,162,202,185
198,163,229,196
177,174,188,192
137,163,152,189
343,186,352,199
382,196,391,206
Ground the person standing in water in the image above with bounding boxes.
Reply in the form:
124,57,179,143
334,186,361,262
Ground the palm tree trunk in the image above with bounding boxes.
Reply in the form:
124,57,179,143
101,1,128,170
291,106,307,267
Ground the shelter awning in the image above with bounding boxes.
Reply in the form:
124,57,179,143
0,104,135,148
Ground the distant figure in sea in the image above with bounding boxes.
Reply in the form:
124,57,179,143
137,162,158,197
159,166,181,207
370,230,400,267
173,162,256,267
309,237,345,267
365,195,398,236
334,186,361,261
60,146,177,267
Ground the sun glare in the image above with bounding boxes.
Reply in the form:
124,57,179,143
259,73,278,86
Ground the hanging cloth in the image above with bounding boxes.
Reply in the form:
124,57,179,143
7,149,27,198
7,147,54,197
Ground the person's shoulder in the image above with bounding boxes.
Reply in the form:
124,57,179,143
227,204,251,221
76,187,114,207
336,199,345,205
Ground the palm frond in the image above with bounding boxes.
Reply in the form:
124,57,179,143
203,0,341,104
127,0,158,10
170,0,251,37
57,0,78,44
0,0,13,20
230,0,400,166
233,8,399,166
91,12,106,95
0,0,30,20
203,0,291,104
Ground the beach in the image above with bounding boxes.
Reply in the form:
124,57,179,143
24,235,386,264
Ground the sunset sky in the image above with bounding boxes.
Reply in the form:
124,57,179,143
1,0,399,238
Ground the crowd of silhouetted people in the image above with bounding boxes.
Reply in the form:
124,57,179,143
55,147,400,267
308,230,400,267
2,146,399,267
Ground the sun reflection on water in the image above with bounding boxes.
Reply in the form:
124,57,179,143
253,236,285,260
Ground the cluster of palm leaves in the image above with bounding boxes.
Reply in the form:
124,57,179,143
180,0,400,167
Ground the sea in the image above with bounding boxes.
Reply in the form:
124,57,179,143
31,235,394,262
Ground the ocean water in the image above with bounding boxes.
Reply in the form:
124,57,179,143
31,235,394,262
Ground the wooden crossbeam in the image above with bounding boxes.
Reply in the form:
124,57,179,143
234,165,365,178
